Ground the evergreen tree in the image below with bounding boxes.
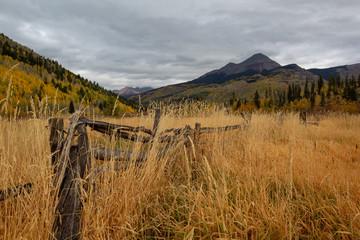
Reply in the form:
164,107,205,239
317,75,324,94
336,75,341,89
254,90,261,109
77,87,85,98
268,87,273,99
294,84,301,100
326,85,331,99
287,85,293,103
310,94,315,108
229,92,235,107
320,92,326,106
69,100,75,114
236,99,242,109
343,78,358,101
2,41,11,56
304,78,310,99
99,102,103,111
351,75,356,85
328,76,335,95
310,81,315,95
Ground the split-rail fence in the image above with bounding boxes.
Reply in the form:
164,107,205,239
0,109,251,239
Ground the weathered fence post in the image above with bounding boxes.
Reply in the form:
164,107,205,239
150,109,161,151
49,118,64,169
152,109,161,137
50,117,91,240
240,111,252,127
194,123,201,146
77,124,91,180
300,111,307,124
51,144,82,240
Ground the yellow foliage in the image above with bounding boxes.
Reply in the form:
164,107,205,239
0,60,135,117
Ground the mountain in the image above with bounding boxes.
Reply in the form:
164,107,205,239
114,87,153,98
308,64,360,80
132,53,324,104
191,53,281,85
0,33,137,116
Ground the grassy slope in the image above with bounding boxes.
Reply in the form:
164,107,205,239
0,107,359,239
137,72,309,104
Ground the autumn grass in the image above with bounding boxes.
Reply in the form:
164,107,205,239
0,109,360,239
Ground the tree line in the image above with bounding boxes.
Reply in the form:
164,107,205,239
229,74,360,112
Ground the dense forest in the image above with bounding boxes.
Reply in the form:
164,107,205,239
0,33,137,117
229,74,360,113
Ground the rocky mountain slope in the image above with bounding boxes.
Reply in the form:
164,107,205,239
133,53,341,104
114,87,152,98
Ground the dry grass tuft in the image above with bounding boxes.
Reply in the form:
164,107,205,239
0,106,360,239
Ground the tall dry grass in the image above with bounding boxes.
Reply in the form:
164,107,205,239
0,107,360,239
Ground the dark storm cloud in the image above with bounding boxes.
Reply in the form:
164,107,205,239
1,0,360,89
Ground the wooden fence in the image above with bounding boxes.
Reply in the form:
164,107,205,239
0,109,252,239
0,109,323,239
0,109,322,239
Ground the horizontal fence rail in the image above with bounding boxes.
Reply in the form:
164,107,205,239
0,183,32,202
92,147,148,162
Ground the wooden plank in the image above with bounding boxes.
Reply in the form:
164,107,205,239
149,109,161,150
240,111,252,125
92,162,139,175
158,135,181,143
48,118,64,168
114,131,152,143
158,127,184,136
158,126,195,136
0,183,32,202
152,109,161,137
52,146,82,240
194,123,201,145
199,124,242,133
92,147,148,162
299,111,307,124
80,118,152,143
77,124,91,179
79,117,153,135
52,116,79,189
306,122,319,126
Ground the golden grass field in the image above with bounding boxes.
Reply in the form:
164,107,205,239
0,108,360,239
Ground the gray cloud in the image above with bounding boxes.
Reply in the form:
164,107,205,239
1,0,360,89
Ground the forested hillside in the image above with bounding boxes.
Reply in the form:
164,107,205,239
0,33,136,117
228,74,360,113
134,53,360,113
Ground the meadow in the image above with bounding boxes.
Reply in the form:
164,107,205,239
0,107,359,239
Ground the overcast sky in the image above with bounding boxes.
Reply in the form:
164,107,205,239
1,0,360,90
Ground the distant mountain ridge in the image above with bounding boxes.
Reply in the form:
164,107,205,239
132,53,360,104
204,53,280,76
114,87,153,98
308,63,360,81
191,53,281,85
